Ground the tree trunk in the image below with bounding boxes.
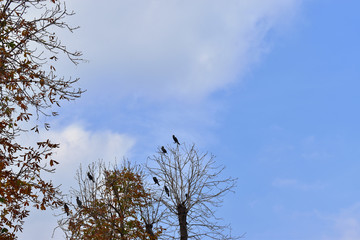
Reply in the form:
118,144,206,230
145,223,156,240
177,203,188,240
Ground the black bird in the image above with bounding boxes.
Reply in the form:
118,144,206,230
172,135,180,145
182,193,189,204
161,146,167,154
76,196,82,208
87,172,95,182
164,185,170,197
153,177,160,186
64,203,69,216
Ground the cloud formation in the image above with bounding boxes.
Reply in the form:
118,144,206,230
65,0,301,100
46,124,135,182
21,124,135,171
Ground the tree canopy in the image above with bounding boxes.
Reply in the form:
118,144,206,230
57,161,163,240
0,0,83,238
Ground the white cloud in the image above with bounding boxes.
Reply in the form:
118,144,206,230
36,124,135,195
20,124,135,177
49,124,134,168
61,0,302,101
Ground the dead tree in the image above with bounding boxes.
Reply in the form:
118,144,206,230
147,143,241,240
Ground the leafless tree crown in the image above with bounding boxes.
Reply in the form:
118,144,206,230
147,143,241,240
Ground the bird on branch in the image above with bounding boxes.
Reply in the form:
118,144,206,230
164,185,170,197
182,193,189,205
87,172,95,182
153,177,160,186
76,196,82,208
64,203,69,216
173,135,180,145
161,146,167,154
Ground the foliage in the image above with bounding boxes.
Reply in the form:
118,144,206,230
57,161,163,240
0,0,83,238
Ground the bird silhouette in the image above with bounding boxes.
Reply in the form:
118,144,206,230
153,177,160,186
87,172,94,182
172,135,180,145
161,146,167,154
164,185,170,197
76,196,82,208
64,203,69,216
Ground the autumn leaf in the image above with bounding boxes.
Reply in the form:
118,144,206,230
0,0,83,238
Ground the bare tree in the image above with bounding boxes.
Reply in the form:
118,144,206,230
147,143,241,240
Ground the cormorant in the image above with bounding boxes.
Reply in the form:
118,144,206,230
87,172,95,182
161,146,167,154
172,135,180,145
76,196,82,208
64,203,69,216
153,177,160,186
164,185,170,197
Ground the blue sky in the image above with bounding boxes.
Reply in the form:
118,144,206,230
18,0,360,239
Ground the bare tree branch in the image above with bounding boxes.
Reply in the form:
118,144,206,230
147,142,242,240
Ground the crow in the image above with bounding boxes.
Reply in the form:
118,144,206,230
172,135,180,145
64,203,69,216
76,196,82,208
164,185,170,197
161,146,167,154
153,177,160,186
182,193,189,204
87,172,95,182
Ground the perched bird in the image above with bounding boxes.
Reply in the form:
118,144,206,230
64,203,69,216
87,172,95,182
182,193,189,204
172,135,180,145
76,196,82,208
164,185,170,197
161,146,167,154
153,177,160,186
